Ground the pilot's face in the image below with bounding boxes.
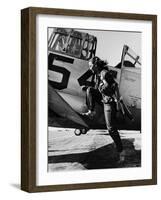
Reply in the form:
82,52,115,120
89,61,93,71
89,61,98,73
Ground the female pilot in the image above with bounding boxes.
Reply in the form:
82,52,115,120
99,69,125,161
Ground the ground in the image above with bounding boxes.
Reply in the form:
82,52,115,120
48,128,141,172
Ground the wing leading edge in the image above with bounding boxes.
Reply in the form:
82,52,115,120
48,84,88,128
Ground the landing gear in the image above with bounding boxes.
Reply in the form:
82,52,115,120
74,129,81,136
74,128,89,136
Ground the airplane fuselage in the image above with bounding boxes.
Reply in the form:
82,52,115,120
48,28,141,131
48,51,141,130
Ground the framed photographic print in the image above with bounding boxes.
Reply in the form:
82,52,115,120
21,7,157,192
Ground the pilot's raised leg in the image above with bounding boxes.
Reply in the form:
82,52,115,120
83,87,102,117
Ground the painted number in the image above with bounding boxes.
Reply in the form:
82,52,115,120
48,53,95,90
48,53,70,90
78,69,94,87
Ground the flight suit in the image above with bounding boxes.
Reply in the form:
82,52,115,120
99,76,123,153
85,60,108,113
85,72,102,112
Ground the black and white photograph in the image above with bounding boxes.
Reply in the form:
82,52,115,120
48,27,141,172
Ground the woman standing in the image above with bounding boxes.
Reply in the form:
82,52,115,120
99,69,125,162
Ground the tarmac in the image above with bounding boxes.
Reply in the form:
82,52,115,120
48,128,141,172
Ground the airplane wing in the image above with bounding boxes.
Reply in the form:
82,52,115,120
48,84,88,128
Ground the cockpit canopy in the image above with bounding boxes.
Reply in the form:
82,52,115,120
48,28,97,60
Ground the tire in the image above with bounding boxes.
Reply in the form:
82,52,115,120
74,129,82,136
81,128,88,134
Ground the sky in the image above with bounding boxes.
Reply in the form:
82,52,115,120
78,29,141,66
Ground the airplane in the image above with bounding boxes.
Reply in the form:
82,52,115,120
48,28,141,136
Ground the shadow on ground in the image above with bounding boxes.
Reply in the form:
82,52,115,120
48,138,141,170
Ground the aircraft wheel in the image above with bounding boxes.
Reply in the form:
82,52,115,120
74,129,82,136
81,128,88,134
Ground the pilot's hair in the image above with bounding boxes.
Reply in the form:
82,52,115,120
91,56,108,72
91,56,100,65
101,69,114,84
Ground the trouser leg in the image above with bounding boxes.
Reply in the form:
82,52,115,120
104,103,123,152
86,87,94,111
109,130,123,152
86,87,102,111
